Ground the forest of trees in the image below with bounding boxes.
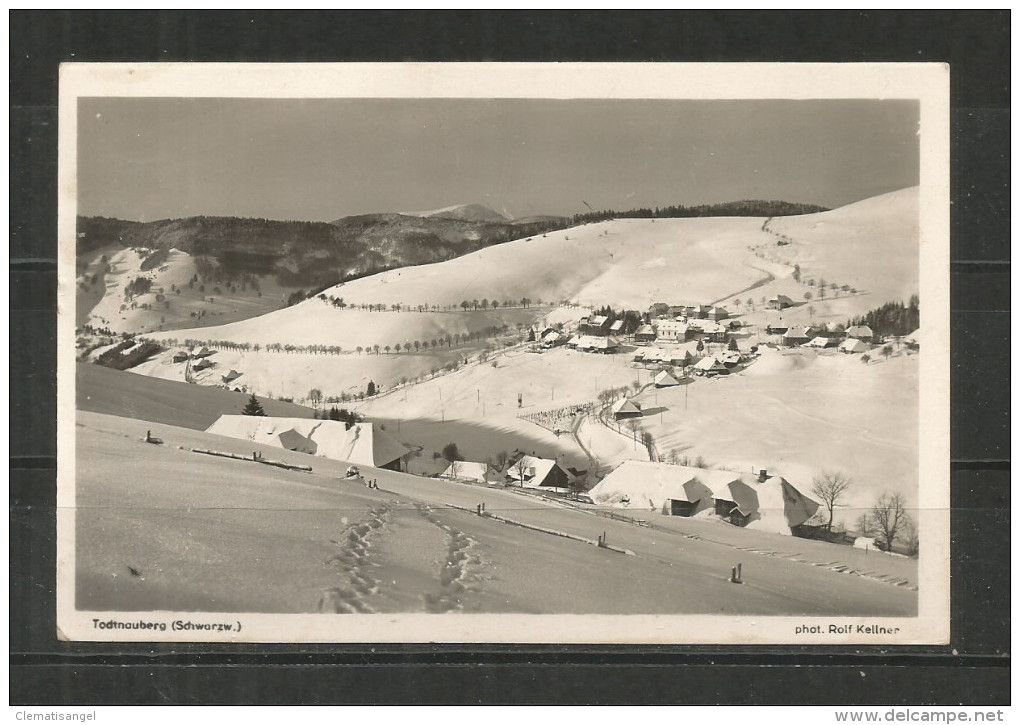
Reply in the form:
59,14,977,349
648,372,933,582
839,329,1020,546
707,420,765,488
571,199,829,225
95,338,163,370
848,296,920,338
77,212,569,293
123,276,153,298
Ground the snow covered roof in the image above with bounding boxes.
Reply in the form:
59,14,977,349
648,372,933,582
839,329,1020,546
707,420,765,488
206,416,408,468
769,294,794,304
847,325,874,338
609,320,624,331
654,370,680,386
278,428,317,454
588,315,609,326
610,398,642,416
506,455,565,488
541,330,561,342
693,356,723,371
783,328,810,339
839,338,869,353
634,324,656,336
805,336,831,347
588,461,709,511
714,474,820,535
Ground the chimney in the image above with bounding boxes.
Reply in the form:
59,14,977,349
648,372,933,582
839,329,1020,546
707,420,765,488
758,469,768,483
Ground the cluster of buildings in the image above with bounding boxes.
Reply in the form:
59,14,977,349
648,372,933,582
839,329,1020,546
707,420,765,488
648,302,730,322
769,323,874,352
439,451,578,492
587,460,820,536
173,345,217,371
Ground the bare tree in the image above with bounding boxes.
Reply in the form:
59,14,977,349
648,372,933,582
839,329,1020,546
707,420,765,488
308,388,323,408
855,513,876,537
811,471,853,532
871,492,910,551
508,456,530,487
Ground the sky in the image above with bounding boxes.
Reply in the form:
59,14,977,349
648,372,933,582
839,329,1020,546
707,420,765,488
78,98,919,222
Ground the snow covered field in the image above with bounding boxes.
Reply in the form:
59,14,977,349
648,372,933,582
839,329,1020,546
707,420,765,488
75,411,916,615
77,245,294,334
630,346,919,513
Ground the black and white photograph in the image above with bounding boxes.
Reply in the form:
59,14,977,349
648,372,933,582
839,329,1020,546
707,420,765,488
58,63,951,644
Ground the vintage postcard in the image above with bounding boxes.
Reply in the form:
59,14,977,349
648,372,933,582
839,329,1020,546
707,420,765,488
57,63,950,643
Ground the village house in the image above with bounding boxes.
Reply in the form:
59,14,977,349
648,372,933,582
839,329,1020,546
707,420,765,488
221,369,243,384
653,370,681,388
846,325,874,342
692,356,729,376
541,330,566,347
690,304,712,319
608,319,625,335
654,319,689,343
572,335,619,354
192,346,215,358
711,469,820,536
647,302,670,318
172,350,190,363
805,336,838,349
689,319,728,342
504,454,571,491
633,324,657,343
579,314,612,336
192,358,215,372
838,338,870,354
611,398,643,419
768,294,795,310
707,306,729,322
587,460,720,517
782,328,811,347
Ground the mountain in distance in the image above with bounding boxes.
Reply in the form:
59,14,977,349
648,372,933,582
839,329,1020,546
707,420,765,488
400,203,511,224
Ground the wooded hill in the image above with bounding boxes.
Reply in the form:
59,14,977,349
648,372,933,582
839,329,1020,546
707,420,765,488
77,211,571,292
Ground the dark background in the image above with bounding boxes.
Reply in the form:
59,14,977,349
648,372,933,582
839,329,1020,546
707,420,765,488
10,10,1010,705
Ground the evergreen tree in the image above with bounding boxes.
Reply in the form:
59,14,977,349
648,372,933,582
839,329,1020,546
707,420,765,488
241,394,266,416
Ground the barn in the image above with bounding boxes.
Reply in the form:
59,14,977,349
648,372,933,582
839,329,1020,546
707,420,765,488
611,398,643,419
